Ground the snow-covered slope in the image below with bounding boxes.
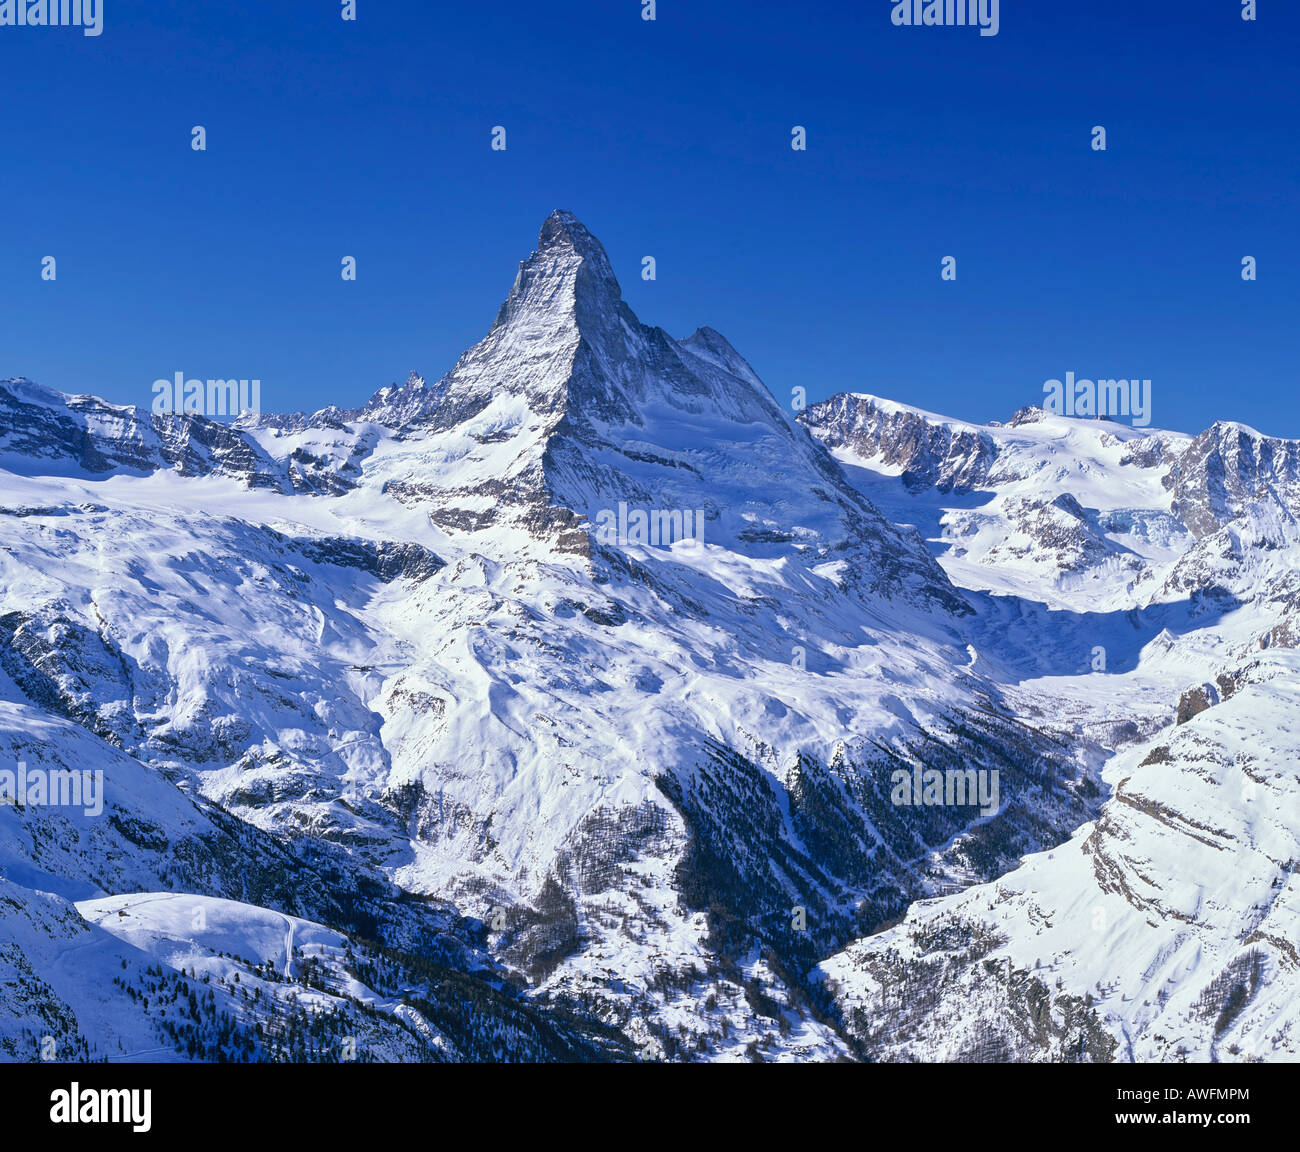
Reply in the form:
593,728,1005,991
2,214,1298,1061
818,650,1300,1062
802,394,1193,609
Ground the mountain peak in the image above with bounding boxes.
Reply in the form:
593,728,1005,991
537,209,607,264
493,211,623,333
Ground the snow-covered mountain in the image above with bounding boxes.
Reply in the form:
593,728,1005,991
1,213,1297,1062
802,392,1300,1060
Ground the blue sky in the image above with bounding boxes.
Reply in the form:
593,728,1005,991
2,0,1296,436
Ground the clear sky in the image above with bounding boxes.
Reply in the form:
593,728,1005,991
3,0,1297,436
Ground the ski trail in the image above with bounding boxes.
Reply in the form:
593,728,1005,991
282,915,295,977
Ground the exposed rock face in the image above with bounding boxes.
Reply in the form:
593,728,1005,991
289,536,445,583
802,393,1000,493
0,380,291,492
1166,422,1300,538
